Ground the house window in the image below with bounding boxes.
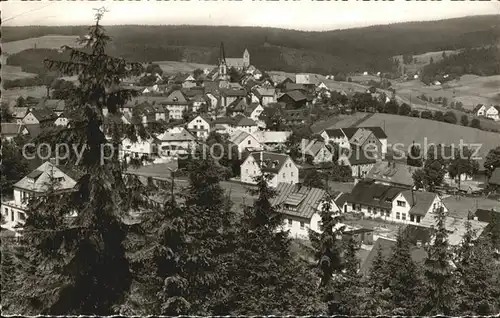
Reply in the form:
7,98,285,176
416,215,421,223
410,214,415,222
288,219,293,226
402,213,406,220
396,212,400,219
18,212,26,221
245,169,249,174
248,140,251,145
11,211,14,222
282,173,285,178
291,172,294,177
300,222,305,229
397,200,406,207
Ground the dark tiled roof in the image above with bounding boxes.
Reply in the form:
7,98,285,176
345,144,377,166
335,192,350,208
366,161,418,188
271,182,327,219
1,123,24,135
323,128,346,139
402,224,434,245
30,108,57,122
279,90,307,102
220,88,247,97
284,83,306,91
24,124,42,138
490,168,500,186
401,190,438,216
249,151,291,174
347,180,404,210
228,97,248,112
472,104,484,113
237,117,257,127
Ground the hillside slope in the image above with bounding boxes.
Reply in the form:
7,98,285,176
3,15,499,74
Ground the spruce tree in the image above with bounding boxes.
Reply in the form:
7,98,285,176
455,221,500,315
387,229,422,315
420,207,457,315
362,244,391,315
227,174,323,315
14,9,143,315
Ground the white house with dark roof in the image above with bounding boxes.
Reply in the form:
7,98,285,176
252,87,277,106
157,128,197,158
235,116,258,134
366,161,418,189
1,161,77,231
121,137,159,161
187,115,212,140
229,130,263,154
485,105,500,121
22,108,58,126
164,90,190,120
271,182,343,238
240,151,299,187
343,180,447,225
322,127,388,155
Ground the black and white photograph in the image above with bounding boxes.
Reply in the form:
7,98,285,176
1,0,500,316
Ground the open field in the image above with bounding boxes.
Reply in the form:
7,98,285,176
2,35,81,56
1,65,37,81
393,49,460,74
153,61,214,75
354,113,500,167
1,86,47,101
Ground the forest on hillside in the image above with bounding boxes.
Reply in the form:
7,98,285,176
421,46,500,84
3,15,499,75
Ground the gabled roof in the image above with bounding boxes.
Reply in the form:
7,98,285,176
366,161,417,188
157,128,196,142
343,144,377,166
472,104,485,113
323,128,346,139
12,107,29,119
493,105,500,112
278,90,307,103
244,103,262,117
37,99,66,112
212,116,236,126
229,130,253,145
300,139,330,157
271,182,328,219
228,97,248,112
14,161,77,193
341,127,387,140
23,124,42,138
236,117,257,127
400,190,438,216
350,128,374,146
253,87,276,99
1,123,25,135
189,115,212,126
248,151,291,174
347,180,404,210
165,90,188,104
359,237,427,276
283,83,306,92
29,108,57,122
420,212,489,245
489,168,500,186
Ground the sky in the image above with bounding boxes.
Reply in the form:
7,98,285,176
1,0,499,31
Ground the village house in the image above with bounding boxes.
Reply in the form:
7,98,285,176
204,92,220,112
187,115,212,140
229,130,263,154
271,182,343,238
321,127,388,155
365,161,418,189
189,94,207,113
277,90,308,109
338,144,377,178
11,107,29,124
235,116,259,134
1,123,29,141
157,128,197,158
240,151,299,187
22,108,58,127
164,90,190,120
181,74,197,89
227,97,249,117
220,88,248,110
54,112,70,127
300,139,333,164
252,87,277,106
212,117,237,135
252,131,292,151
1,161,77,231
36,99,66,116
121,137,159,162
244,103,264,122
342,180,448,225
473,104,500,121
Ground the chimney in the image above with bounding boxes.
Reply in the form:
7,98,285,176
411,187,416,207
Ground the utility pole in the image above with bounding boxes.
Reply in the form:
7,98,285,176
167,167,178,203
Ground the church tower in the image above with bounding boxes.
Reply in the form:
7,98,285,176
218,42,229,80
243,48,250,68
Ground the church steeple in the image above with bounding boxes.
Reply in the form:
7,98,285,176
218,42,229,79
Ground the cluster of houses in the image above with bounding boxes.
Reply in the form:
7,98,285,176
473,104,500,121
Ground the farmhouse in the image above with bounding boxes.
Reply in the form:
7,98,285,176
321,127,388,155
252,87,277,106
54,112,70,127
240,151,299,187
1,161,77,231
473,104,488,117
278,90,308,108
157,128,197,158
271,182,343,238
485,105,500,121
